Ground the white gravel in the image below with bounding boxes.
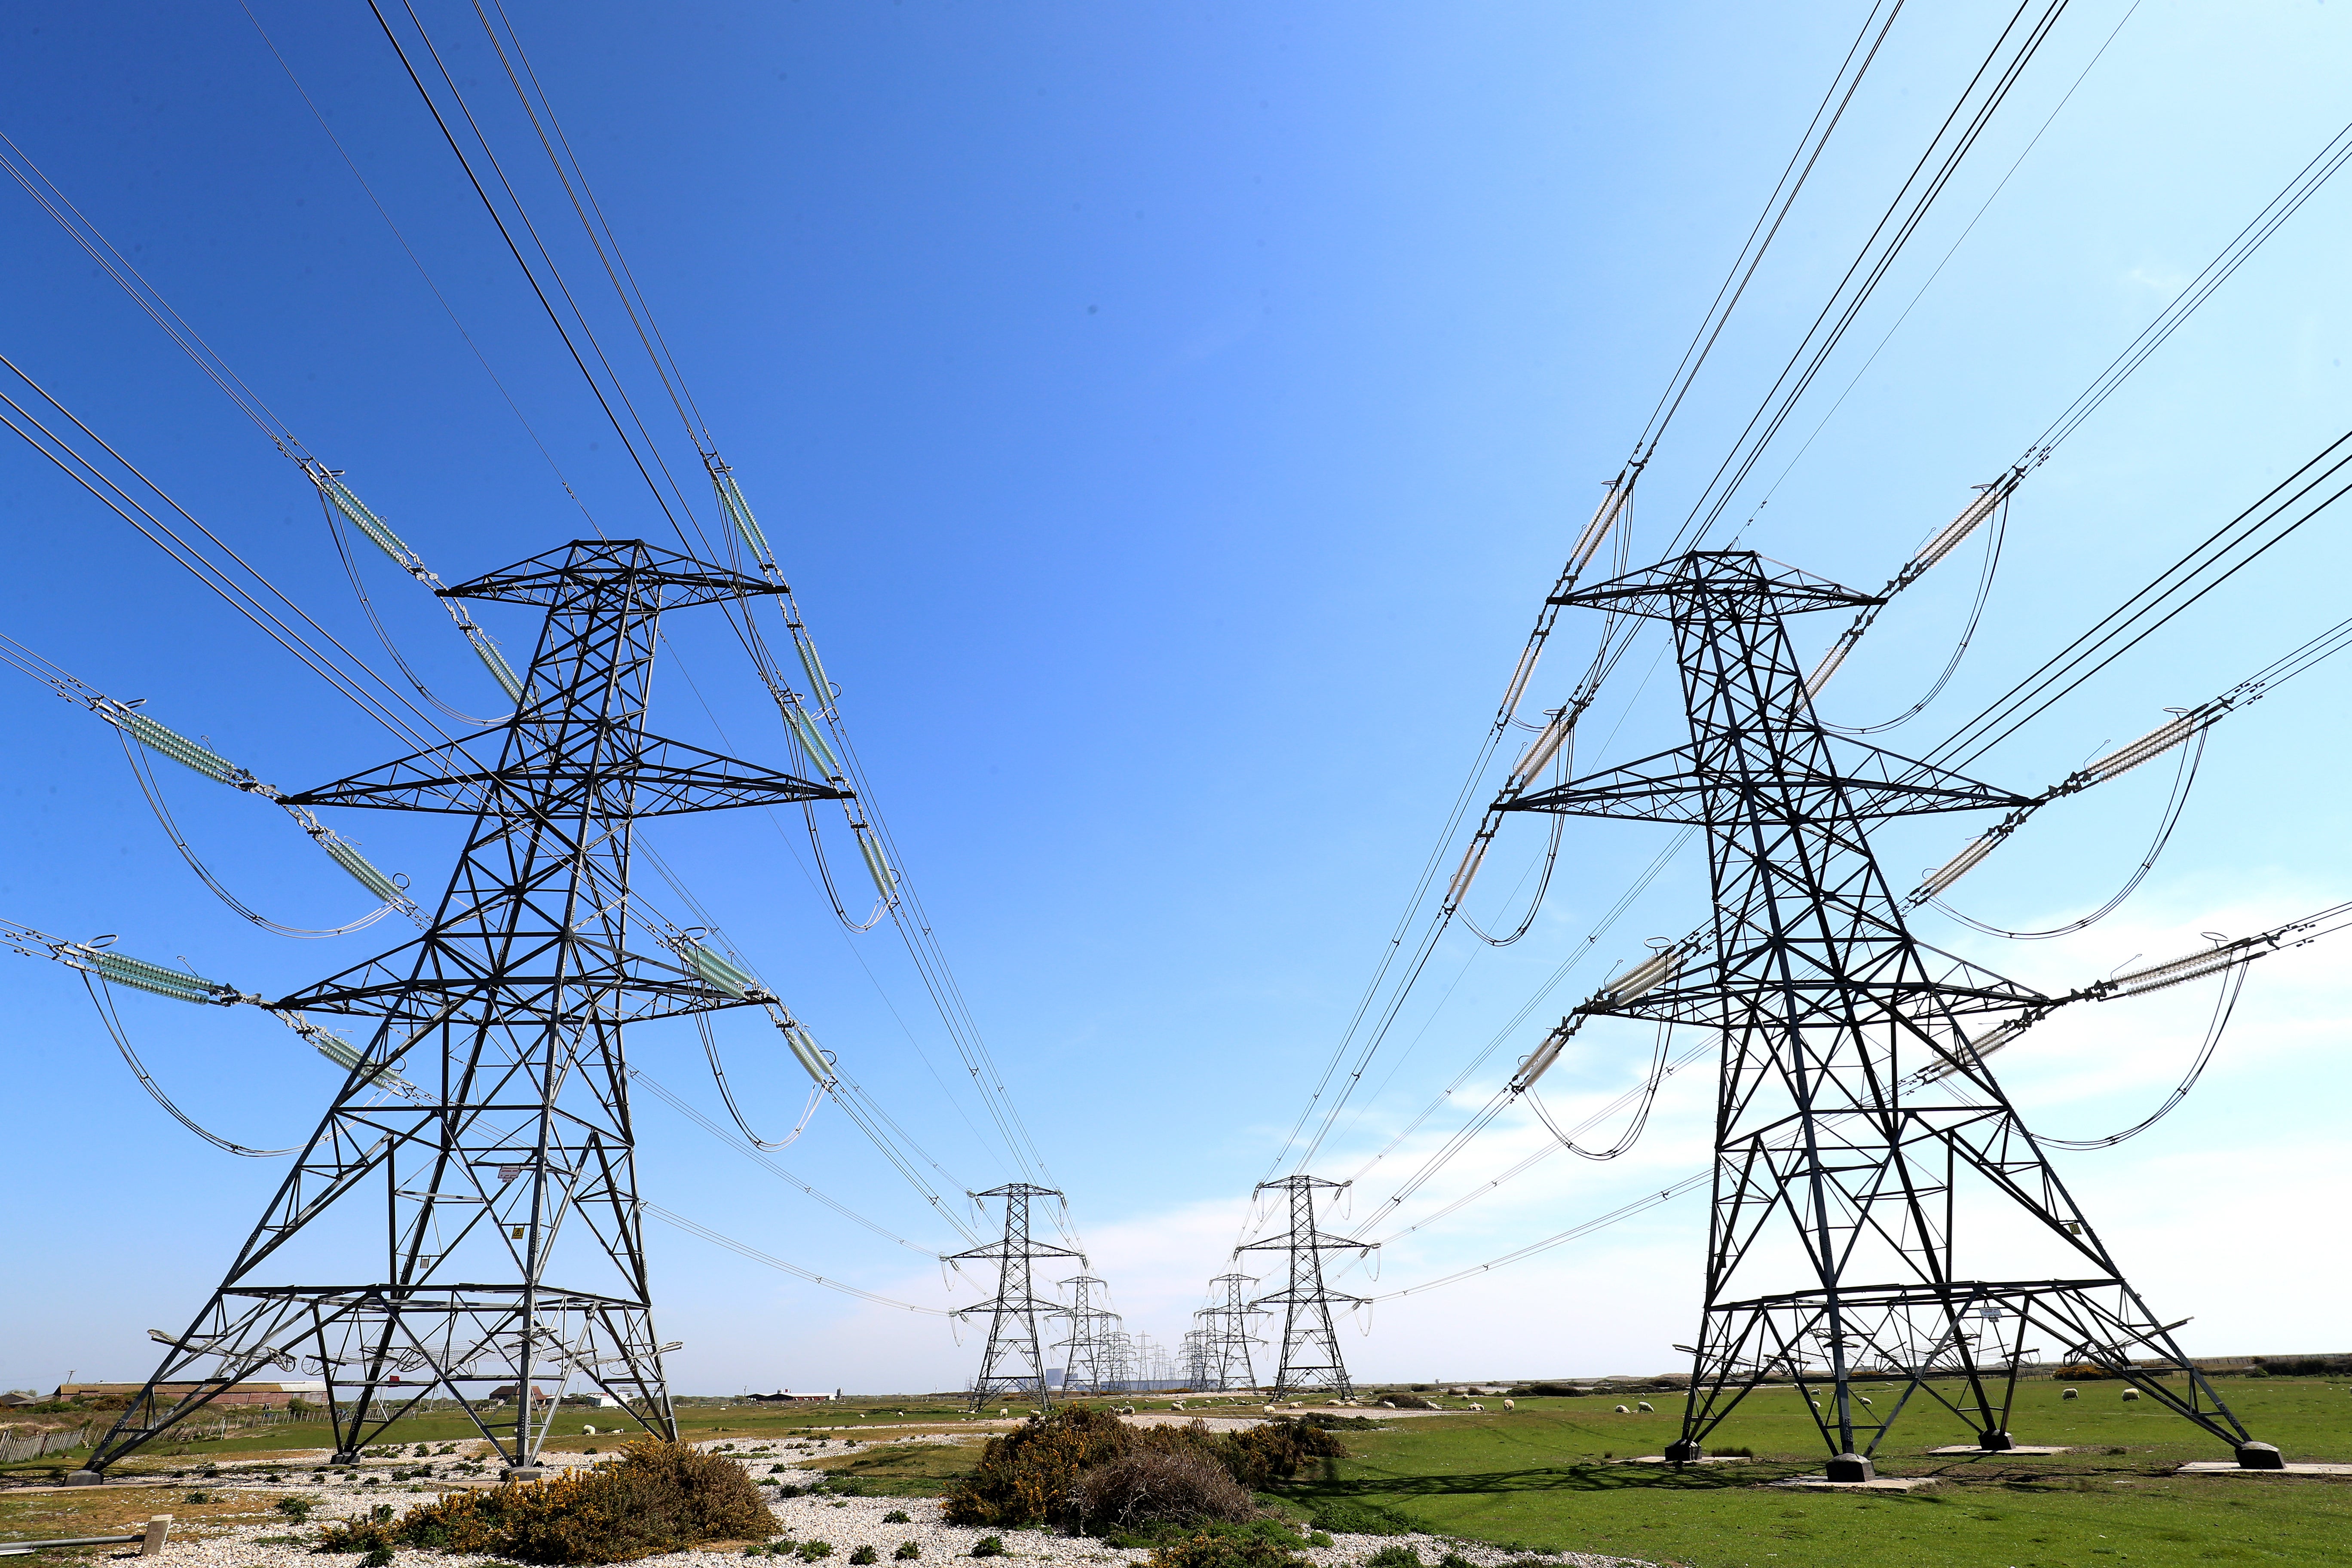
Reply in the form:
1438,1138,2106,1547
66,1440,1648,1568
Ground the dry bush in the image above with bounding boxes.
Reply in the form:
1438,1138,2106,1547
315,1439,771,1564
1071,1449,1255,1533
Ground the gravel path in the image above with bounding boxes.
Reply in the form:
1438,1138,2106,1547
71,1440,1650,1568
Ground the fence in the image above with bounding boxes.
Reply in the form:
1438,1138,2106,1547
0,1423,94,1463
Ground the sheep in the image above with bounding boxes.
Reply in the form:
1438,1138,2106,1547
1380,1400,1396,1409
1503,1399,1516,1412
1613,1404,1631,1414
1468,1403,1485,1412
2122,1388,2141,1402
2062,1388,2079,1400
1857,1397,1872,1408
582,1424,597,1435
1635,1400,1655,1413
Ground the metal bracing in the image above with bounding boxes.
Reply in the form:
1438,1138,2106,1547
1237,1176,1375,1399
76,540,845,1477
1194,1273,1264,1392
1502,549,2273,1475
1053,1274,1118,1396
951,1183,1081,1412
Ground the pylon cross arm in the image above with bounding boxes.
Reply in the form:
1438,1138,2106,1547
283,731,843,816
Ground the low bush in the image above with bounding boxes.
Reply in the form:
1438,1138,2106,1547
1365,1548,1422,1568
946,1408,1350,1534
893,1545,920,1561
1302,1498,1411,1537
274,1497,318,1523
971,1538,1005,1558
882,1512,911,1525
1072,1450,1255,1533
313,1439,771,1564
1378,1395,1437,1411
1142,1532,1309,1568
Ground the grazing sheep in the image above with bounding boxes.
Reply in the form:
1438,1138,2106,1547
1381,1400,1396,1409
1857,1397,1872,1408
582,1424,597,1435
1613,1404,1631,1414
1636,1402,1654,1413
1810,1400,1822,1411
2122,1389,2141,1402
2062,1388,2079,1400
1503,1399,1516,1412
1469,1403,1485,1412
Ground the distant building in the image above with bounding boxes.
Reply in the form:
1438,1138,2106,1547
486,1386,551,1406
52,1381,325,1409
745,1390,837,1404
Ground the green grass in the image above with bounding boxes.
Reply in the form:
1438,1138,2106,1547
1277,1380,2352,1568
799,1442,976,1497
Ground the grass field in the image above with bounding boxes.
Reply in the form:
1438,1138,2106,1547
6,1381,2347,1566
1286,1379,2352,1568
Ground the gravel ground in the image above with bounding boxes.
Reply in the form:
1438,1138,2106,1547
75,1440,1649,1568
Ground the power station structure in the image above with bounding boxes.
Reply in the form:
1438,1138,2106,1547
1237,1175,1375,1399
69,539,847,1479
952,1182,1081,1411
1194,1272,1264,1391
1497,549,2278,1478
1053,1274,1120,1395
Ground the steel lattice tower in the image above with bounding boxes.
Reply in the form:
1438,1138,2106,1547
1100,1328,1135,1392
951,1183,1080,1412
1194,1272,1264,1391
1237,1176,1375,1399
1181,1329,1215,1389
73,540,846,1478
1502,549,2274,1477
1053,1274,1117,1395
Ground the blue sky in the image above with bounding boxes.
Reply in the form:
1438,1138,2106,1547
3,0,2350,1400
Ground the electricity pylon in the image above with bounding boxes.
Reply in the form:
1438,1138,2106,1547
1181,1329,1216,1389
1237,1175,1375,1399
1501,548,2275,1477
951,1183,1081,1412
1195,1272,1264,1390
1100,1328,1135,1392
1053,1274,1117,1395
73,539,845,1479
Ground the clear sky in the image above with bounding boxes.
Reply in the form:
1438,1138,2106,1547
3,0,2349,1400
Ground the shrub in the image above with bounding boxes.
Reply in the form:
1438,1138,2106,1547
1219,1421,1345,1490
1439,1555,1476,1568
1365,1548,1421,1568
799,1544,833,1562
851,1549,878,1565
1072,1450,1255,1534
943,1409,1133,1529
360,1549,395,1568
894,1546,921,1561
1142,1533,1309,1568
882,1512,911,1525
971,1539,1005,1558
275,1497,318,1522
313,1439,771,1564
1379,1395,1437,1411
